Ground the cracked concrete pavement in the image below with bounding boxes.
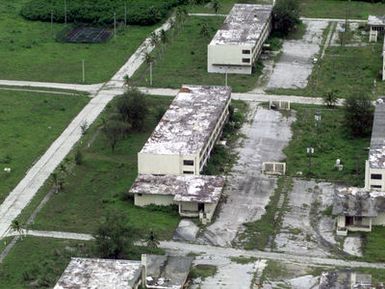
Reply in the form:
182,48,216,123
199,105,295,247
267,20,329,89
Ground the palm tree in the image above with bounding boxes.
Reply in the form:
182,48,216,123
212,0,221,14
142,52,155,86
146,230,160,249
159,29,168,57
10,219,23,238
123,74,134,88
200,23,210,39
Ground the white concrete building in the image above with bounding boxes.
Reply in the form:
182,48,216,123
333,187,385,236
368,15,385,42
365,98,385,190
130,174,224,222
138,85,231,176
54,258,143,289
208,4,272,75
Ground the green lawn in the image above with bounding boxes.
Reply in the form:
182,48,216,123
29,95,180,240
362,226,385,263
0,90,88,203
132,16,262,93
284,105,370,186
300,0,385,20
188,0,273,13
0,1,155,83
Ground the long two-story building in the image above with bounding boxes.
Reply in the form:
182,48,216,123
207,4,272,75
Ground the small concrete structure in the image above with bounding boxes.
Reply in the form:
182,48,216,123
368,15,385,42
319,271,382,289
365,98,385,190
333,187,385,236
130,174,224,222
142,254,193,289
208,4,272,74
138,85,231,176
54,258,142,289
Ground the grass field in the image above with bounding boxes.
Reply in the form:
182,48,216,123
269,39,383,99
0,90,88,203
132,16,263,93
28,95,179,240
0,1,155,83
362,227,385,263
284,105,370,187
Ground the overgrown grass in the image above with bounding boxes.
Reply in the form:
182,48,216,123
189,264,217,280
230,256,257,264
28,95,180,240
238,177,293,250
203,100,249,175
260,260,290,282
0,90,88,203
300,0,385,20
0,236,164,289
132,16,263,93
188,0,274,14
284,105,370,186
362,227,385,263
0,1,155,83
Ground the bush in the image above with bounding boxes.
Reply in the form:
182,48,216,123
272,0,301,36
21,0,188,26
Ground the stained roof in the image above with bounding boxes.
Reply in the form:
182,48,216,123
130,174,224,203
139,85,231,156
143,254,193,289
319,271,372,289
210,4,272,46
368,15,385,26
332,187,385,217
368,98,385,169
54,258,142,289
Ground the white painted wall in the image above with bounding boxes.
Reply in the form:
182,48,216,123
134,194,175,207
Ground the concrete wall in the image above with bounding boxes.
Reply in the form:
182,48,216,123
138,153,198,175
372,212,385,226
365,161,385,190
134,194,175,207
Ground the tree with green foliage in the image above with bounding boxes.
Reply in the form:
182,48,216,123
94,213,136,259
272,0,301,36
74,149,83,165
344,94,374,137
200,22,210,38
146,230,160,249
10,219,23,237
323,90,338,108
212,0,221,14
102,119,129,151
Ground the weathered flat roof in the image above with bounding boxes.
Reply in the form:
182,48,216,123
140,85,231,156
143,254,193,289
368,15,385,26
332,187,385,217
54,258,142,289
210,4,272,46
319,271,372,289
130,174,224,203
369,98,385,169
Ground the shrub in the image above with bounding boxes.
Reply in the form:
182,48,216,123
21,0,189,26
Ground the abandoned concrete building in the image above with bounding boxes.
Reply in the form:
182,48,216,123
53,258,143,289
130,174,224,223
333,187,385,236
365,98,385,190
142,254,193,289
319,271,383,289
54,255,193,289
207,4,272,74
368,16,385,80
138,85,231,176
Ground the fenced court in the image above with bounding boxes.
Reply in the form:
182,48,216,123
60,27,112,43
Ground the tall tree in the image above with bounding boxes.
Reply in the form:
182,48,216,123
344,93,374,137
272,0,301,36
212,0,221,14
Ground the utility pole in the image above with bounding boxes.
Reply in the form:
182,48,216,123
64,0,67,25
114,12,117,37
82,59,85,83
150,62,153,86
51,10,54,36
124,3,127,26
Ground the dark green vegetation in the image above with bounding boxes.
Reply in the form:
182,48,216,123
284,105,370,186
273,0,301,36
0,90,88,203
0,236,163,289
29,95,179,240
362,227,385,262
0,1,154,83
230,256,258,264
269,40,383,99
22,0,187,25
189,264,218,280
238,177,293,250
203,100,249,175
344,94,374,138
132,16,263,92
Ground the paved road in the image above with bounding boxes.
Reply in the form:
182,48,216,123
0,86,84,96
0,18,174,239
6,229,385,269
